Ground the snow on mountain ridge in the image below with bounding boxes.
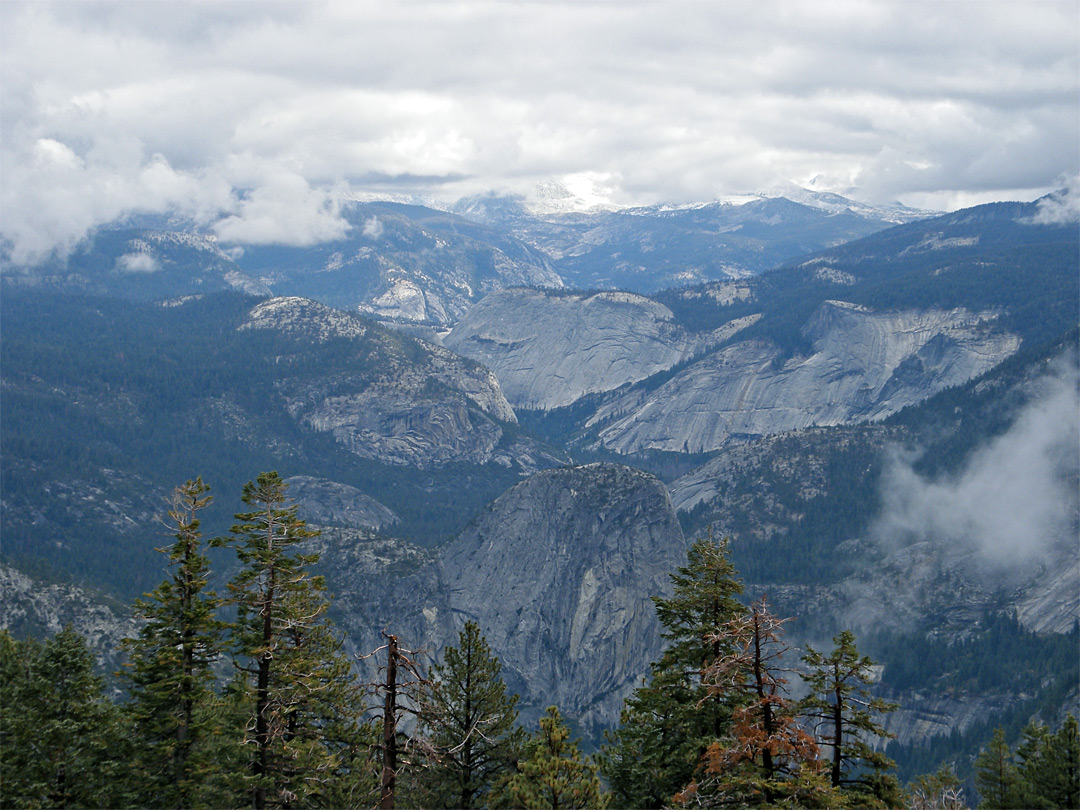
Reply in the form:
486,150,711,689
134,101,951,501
525,177,623,216
444,181,936,224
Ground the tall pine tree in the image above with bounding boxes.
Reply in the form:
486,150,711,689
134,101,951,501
800,629,901,808
599,532,746,809
974,727,1019,810
1050,714,1080,810
495,706,609,810
122,478,228,809
221,471,367,809
0,626,133,809
678,596,838,808
1012,716,1080,809
416,620,525,809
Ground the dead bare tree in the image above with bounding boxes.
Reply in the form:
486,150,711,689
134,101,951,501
360,631,429,810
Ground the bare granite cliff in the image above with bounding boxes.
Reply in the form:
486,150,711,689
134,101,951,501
308,462,687,736
438,463,686,734
443,288,749,410
0,565,139,681
305,527,453,671
589,302,1020,454
285,476,399,531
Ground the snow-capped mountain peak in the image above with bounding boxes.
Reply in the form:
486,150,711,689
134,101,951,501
525,174,623,216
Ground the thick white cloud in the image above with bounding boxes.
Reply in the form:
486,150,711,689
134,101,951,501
0,135,234,264
117,252,160,273
1022,174,1080,225
1,0,1077,263
213,174,350,246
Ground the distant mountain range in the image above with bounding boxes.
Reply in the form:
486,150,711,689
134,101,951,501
2,185,935,321
450,182,933,292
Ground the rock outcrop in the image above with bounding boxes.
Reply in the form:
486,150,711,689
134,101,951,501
439,463,686,733
0,565,140,680
312,463,687,736
236,201,564,327
305,527,452,669
589,302,1020,454
285,476,399,531
242,297,519,469
444,288,749,410
878,691,1019,749
1016,557,1080,634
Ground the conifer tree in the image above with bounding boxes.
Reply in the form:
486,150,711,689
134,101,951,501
600,532,745,808
416,620,525,809
1012,715,1080,809
1051,713,1080,810
189,675,254,807
0,626,133,809
122,477,228,808
221,471,367,809
677,596,838,808
801,629,901,808
495,706,609,810
974,727,1019,810
1014,720,1052,809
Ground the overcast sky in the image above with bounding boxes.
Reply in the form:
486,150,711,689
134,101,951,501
2,0,1077,263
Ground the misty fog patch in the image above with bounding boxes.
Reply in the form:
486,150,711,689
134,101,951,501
1019,179,1080,226
363,215,384,239
116,252,160,273
872,356,1079,568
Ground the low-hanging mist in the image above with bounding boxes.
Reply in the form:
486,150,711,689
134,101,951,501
872,355,1080,566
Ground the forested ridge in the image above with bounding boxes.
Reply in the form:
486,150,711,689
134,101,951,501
2,478,1076,809
0,288,529,598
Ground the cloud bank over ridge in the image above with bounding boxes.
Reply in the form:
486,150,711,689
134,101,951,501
1,1,1077,264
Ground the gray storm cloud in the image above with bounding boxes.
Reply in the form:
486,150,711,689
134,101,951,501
873,357,1080,565
0,1,1077,264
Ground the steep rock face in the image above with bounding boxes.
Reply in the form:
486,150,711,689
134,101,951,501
305,528,452,668
840,543,1080,638
878,691,1018,749
444,288,745,410
1016,557,1080,634
439,463,686,734
297,390,506,469
669,425,897,516
304,463,687,735
357,249,562,325
589,302,1019,454
241,297,518,468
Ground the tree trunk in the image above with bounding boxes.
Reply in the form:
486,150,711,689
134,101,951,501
752,615,775,779
254,572,274,810
831,673,843,788
380,635,399,810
